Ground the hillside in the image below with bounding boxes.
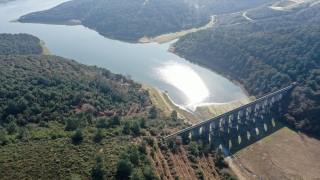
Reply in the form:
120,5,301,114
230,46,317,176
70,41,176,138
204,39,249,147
18,0,209,41
0,34,42,55
0,33,238,179
172,2,320,136
17,0,274,41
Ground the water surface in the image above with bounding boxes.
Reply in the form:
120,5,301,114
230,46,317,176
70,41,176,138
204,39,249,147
0,0,246,111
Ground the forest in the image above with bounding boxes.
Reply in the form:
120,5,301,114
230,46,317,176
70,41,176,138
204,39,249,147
0,33,236,179
173,2,320,136
18,0,274,41
18,0,209,40
0,34,42,55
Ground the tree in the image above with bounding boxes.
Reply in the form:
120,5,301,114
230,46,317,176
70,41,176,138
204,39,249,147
143,166,158,180
171,110,178,121
96,118,108,128
116,158,133,178
140,117,147,128
91,154,106,180
94,128,104,142
6,121,17,135
65,117,79,131
123,122,131,135
138,141,147,155
17,127,30,140
0,128,9,145
189,141,199,156
131,121,140,135
127,145,140,166
72,128,84,143
149,106,158,119
130,168,145,180
111,115,121,126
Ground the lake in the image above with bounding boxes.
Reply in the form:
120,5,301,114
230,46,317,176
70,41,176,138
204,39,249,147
0,0,246,113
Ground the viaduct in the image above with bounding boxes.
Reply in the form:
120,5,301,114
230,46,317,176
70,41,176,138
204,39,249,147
163,83,297,141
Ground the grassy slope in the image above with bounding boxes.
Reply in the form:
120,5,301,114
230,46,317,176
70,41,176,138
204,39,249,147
139,16,216,44
162,92,200,124
195,97,251,120
40,40,51,55
142,84,171,116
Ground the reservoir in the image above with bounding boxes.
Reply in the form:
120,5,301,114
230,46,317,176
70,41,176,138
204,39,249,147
0,0,246,112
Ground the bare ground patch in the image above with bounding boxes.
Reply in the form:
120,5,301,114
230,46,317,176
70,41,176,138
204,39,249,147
234,123,320,180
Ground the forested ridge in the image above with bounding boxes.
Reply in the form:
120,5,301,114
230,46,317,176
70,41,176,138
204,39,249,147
0,34,157,179
0,54,152,125
0,33,42,55
18,0,274,41
19,0,209,40
173,3,320,136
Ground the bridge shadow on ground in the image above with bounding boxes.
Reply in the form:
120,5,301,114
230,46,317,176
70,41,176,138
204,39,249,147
210,114,290,156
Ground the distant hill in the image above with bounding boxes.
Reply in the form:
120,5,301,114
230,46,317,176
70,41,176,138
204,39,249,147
18,0,274,41
172,3,320,136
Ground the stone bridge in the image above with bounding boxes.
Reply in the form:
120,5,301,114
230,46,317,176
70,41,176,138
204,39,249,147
164,83,297,141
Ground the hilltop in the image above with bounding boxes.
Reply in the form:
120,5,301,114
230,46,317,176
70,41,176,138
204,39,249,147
17,0,274,41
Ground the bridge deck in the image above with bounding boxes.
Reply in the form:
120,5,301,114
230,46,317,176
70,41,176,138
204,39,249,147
163,83,296,139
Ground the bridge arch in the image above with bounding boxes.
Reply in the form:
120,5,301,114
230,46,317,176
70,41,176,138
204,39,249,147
220,116,229,133
210,121,220,136
237,110,245,124
162,84,295,140
246,106,254,121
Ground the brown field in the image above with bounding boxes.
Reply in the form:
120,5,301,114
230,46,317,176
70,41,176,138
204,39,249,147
231,120,320,180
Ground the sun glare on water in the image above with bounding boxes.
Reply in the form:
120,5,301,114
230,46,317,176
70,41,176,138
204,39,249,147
154,61,210,107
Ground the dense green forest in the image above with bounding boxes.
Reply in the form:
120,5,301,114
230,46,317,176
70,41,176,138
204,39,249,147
173,3,320,136
0,54,153,125
18,0,209,40
0,34,156,179
0,34,152,125
0,34,42,55
18,0,274,40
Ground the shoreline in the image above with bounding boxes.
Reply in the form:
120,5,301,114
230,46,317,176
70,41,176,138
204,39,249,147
139,15,216,44
142,84,200,124
40,40,51,55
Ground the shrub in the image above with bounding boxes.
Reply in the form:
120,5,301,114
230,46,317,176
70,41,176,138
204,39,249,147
143,166,158,180
131,121,140,135
72,128,84,143
138,141,147,155
39,121,50,128
144,136,154,147
94,128,104,142
116,158,133,178
123,122,131,135
6,121,17,135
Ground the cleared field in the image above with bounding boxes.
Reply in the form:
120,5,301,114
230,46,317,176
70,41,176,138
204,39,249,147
161,93,200,124
139,16,215,44
234,120,320,180
195,97,251,120
142,84,171,116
